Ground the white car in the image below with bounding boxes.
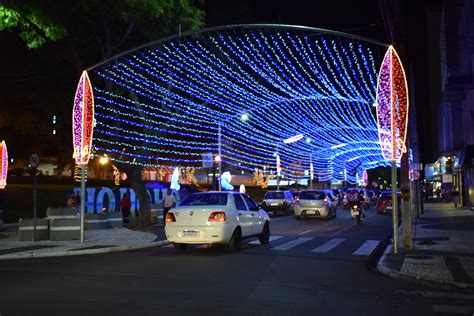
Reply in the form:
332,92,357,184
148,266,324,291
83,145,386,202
165,192,270,252
294,190,337,220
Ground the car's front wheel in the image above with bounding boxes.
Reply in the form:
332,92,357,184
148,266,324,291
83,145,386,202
258,222,270,244
227,227,242,252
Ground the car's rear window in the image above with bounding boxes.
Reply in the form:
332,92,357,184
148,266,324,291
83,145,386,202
179,193,228,206
264,192,285,199
380,192,392,197
299,191,325,200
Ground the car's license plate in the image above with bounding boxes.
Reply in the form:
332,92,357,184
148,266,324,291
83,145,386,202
386,206,393,210
352,211,359,215
271,203,279,206
306,210,316,215
183,230,198,237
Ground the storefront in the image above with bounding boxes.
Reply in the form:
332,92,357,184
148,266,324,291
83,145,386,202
455,145,474,208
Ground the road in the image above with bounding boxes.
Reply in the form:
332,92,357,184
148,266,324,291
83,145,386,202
1,207,473,315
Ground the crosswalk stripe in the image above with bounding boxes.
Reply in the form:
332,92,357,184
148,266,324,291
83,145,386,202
352,240,380,256
311,238,345,253
248,235,283,245
432,305,474,314
272,237,314,251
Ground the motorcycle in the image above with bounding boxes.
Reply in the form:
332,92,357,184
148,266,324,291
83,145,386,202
350,202,363,224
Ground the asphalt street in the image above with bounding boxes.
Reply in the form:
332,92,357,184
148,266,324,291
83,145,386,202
1,207,473,316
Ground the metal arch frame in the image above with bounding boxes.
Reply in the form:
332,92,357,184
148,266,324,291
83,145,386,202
85,24,393,189
86,24,390,71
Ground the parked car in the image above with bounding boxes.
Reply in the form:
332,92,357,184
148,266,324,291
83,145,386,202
165,192,270,252
365,190,377,204
294,190,337,220
291,191,301,199
262,190,295,215
376,191,401,214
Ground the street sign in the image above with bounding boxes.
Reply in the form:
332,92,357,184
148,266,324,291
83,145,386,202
29,154,39,169
202,152,213,168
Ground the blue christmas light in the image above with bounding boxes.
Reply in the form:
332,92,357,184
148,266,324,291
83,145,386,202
87,26,391,183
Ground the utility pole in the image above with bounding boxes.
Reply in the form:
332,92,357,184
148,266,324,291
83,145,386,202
400,148,412,249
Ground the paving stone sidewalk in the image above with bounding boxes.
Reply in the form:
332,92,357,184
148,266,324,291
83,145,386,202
0,224,168,260
377,203,474,290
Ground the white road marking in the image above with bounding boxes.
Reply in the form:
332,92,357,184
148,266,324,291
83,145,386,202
298,229,312,235
272,237,314,251
328,224,355,238
311,238,345,253
248,235,283,244
432,305,474,314
398,291,474,300
352,240,380,256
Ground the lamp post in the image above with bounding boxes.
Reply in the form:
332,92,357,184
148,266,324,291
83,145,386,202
375,46,409,254
72,71,95,243
216,113,248,191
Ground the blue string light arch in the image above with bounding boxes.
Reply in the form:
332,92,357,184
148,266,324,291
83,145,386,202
86,24,391,184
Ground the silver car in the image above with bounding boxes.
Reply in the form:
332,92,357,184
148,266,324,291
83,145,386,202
294,190,337,220
262,190,295,215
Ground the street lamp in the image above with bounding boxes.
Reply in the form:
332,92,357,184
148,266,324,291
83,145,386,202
72,71,94,243
99,156,109,165
216,113,250,192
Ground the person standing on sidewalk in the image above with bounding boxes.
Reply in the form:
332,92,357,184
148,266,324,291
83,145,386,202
452,188,459,208
162,189,176,225
120,193,131,223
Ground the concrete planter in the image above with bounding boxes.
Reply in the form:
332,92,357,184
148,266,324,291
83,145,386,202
46,207,77,219
107,212,123,228
85,213,109,230
49,218,80,241
18,218,49,241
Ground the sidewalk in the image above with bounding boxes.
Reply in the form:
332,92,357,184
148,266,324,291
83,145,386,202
377,203,474,290
0,223,168,260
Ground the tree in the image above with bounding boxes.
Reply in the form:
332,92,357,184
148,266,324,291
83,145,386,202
1,0,205,227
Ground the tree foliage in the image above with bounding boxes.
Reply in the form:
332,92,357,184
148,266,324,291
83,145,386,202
1,0,205,68
1,0,205,227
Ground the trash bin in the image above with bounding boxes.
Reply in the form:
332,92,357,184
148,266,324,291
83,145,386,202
18,218,49,241
49,218,80,241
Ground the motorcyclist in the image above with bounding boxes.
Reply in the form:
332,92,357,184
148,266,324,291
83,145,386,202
347,189,365,218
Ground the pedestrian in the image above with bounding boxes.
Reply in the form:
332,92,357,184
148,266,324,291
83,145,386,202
436,187,441,198
67,193,76,207
452,188,459,208
74,192,81,207
120,193,131,223
162,189,176,225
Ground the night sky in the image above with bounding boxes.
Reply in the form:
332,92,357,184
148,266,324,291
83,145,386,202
0,0,389,163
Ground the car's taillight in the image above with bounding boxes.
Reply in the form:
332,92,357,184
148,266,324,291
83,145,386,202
352,204,358,209
165,212,176,222
323,197,328,204
283,201,288,206
208,211,226,222
296,197,300,204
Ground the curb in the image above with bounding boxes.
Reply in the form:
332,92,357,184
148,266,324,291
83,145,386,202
0,240,170,261
376,244,474,290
